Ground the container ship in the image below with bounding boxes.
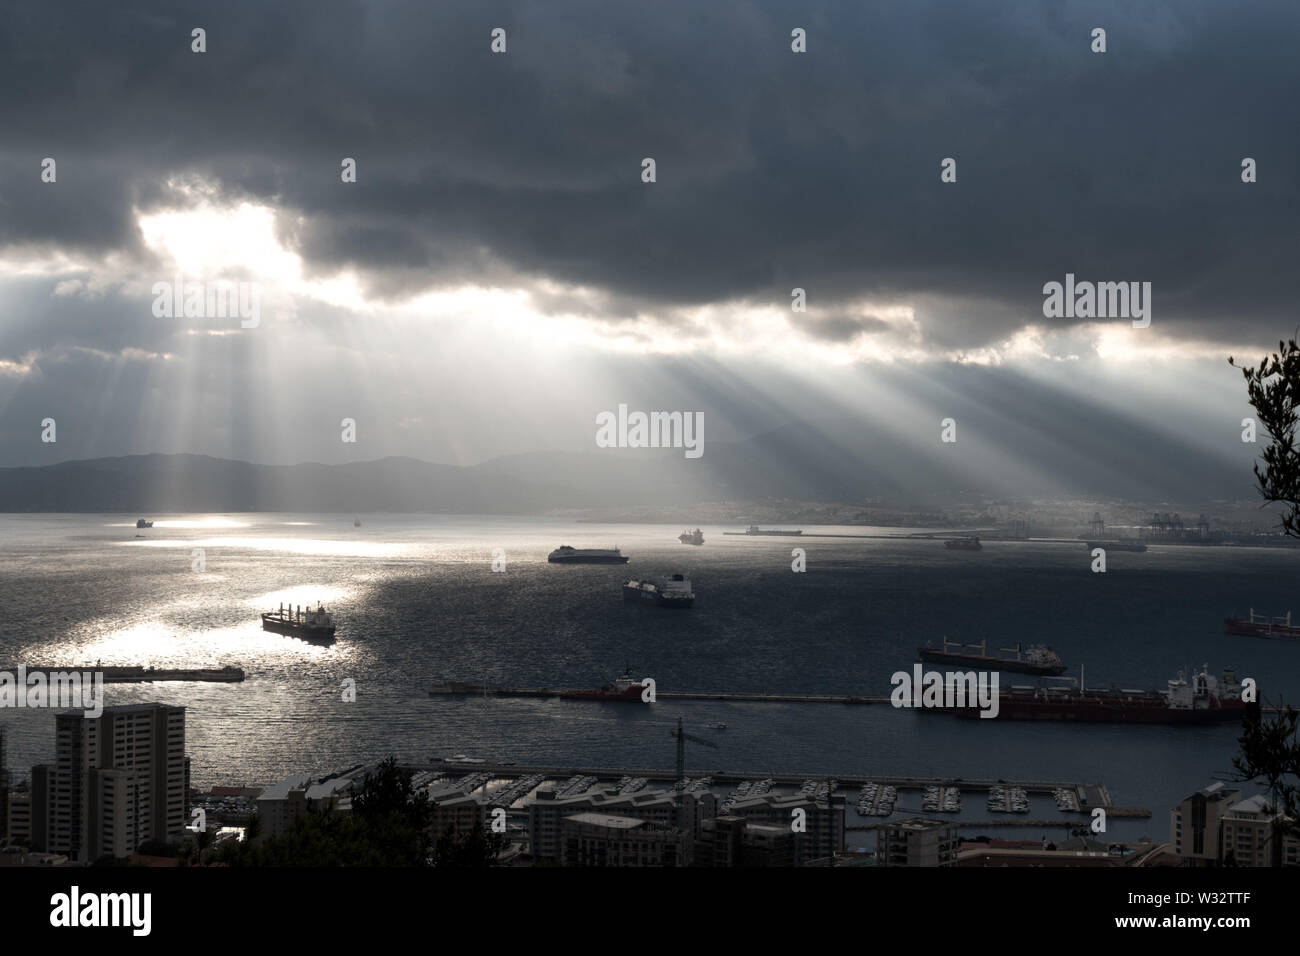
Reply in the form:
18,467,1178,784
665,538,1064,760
678,528,704,545
944,536,982,551
938,666,1244,724
1224,609,1300,639
558,668,648,702
261,603,337,642
918,638,1065,675
547,545,629,564
623,574,695,608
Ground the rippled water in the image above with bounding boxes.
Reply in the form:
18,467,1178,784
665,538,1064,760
4,513,1299,843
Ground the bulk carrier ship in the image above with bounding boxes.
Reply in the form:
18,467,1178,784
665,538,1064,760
918,638,1065,675
1224,609,1300,639
261,603,337,642
547,545,630,564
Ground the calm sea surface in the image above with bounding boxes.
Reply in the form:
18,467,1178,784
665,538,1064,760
4,514,1299,844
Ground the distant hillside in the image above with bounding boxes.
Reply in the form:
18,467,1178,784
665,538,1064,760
0,411,1254,512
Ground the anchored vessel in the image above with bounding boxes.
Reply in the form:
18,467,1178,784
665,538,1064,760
623,574,695,608
547,545,630,564
261,602,337,642
136,518,153,528
918,638,1065,676
559,667,648,702
944,536,982,551
1224,609,1300,639
939,665,1244,723
1085,539,1148,552
678,528,705,546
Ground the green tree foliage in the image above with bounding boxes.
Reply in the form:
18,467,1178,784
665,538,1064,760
1232,341,1300,864
213,757,502,867
1231,339,1300,535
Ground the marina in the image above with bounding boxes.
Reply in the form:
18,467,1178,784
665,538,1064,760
411,760,1150,825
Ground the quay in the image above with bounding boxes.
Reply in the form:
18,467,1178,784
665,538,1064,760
428,684,1285,713
12,664,245,683
428,684,888,703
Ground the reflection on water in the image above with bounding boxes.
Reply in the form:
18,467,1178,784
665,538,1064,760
3,512,1300,846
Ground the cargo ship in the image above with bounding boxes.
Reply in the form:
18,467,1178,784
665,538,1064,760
558,667,648,702
938,665,1244,723
679,528,704,545
136,518,153,528
261,602,337,642
623,574,695,608
944,536,982,551
1084,539,1148,552
547,545,630,564
918,638,1065,675
1224,609,1300,639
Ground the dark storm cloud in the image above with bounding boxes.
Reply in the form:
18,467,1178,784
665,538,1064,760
803,313,893,342
0,0,1297,346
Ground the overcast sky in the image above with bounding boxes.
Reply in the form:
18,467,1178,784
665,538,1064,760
0,0,1292,498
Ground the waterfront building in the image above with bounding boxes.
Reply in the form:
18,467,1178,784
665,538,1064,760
1220,795,1300,867
46,704,187,862
1169,781,1241,866
878,817,959,867
695,814,796,866
726,792,844,864
560,812,687,867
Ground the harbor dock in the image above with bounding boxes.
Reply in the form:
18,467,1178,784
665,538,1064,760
13,664,245,683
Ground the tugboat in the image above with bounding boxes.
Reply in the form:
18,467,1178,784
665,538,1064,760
918,637,1066,675
136,518,153,528
261,602,337,643
944,536,982,551
547,545,630,564
623,574,695,608
678,528,705,546
559,666,648,702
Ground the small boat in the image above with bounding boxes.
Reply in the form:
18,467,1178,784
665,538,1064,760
353,518,361,527
708,722,727,730
944,536,982,551
623,574,695,608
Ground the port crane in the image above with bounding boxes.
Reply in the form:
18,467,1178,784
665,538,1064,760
670,718,717,831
